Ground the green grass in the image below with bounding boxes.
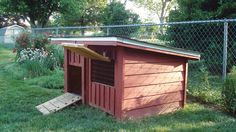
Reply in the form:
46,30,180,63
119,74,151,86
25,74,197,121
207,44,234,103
0,45,236,131
26,69,64,89
0,45,15,64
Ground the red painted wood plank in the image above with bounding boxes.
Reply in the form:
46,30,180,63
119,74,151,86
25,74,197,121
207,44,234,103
183,61,188,107
91,83,95,105
69,51,73,65
124,81,184,99
89,80,92,104
64,49,69,93
124,71,184,87
73,52,76,64
74,53,77,65
78,55,81,64
123,101,182,119
81,57,85,104
100,85,105,109
105,86,110,111
124,62,184,75
85,58,90,104
124,48,185,64
70,51,73,65
110,88,115,114
123,91,183,111
95,83,100,106
114,46,124,119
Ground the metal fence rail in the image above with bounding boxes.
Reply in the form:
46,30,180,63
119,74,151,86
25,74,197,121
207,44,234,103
4,19,236,79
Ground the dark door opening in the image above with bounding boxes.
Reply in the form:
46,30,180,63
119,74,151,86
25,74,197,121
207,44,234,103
67,65,82,95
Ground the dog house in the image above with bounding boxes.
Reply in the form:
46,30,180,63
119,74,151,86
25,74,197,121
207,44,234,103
51,37,200,119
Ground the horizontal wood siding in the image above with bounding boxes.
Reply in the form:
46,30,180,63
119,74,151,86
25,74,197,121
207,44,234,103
90,82,115,115
124,81,184,99
123,91,183,111
125,62,184,75
124,71,184,87
124,101,182,119
123,48,186,119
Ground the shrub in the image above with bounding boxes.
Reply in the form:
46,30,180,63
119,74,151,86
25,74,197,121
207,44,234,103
14,32,49,57
222,66,236,116
188,63,222,104
46,44,64,67
14,32,63,78
31,33,50,49
15,32,31,49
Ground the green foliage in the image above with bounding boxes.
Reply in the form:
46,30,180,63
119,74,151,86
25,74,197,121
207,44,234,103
188,61,222,104
27,69,64,89
0,0,78,27
52,0,106,26
102,1,140,36
46,44,64,67
31,33,50,49
14,32,61,78
169,0,236,22
3,62,28,79
222,66,236,116
15,32,49,56
21,60,51,78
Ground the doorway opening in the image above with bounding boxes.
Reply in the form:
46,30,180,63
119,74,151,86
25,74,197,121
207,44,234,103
67,65,82,95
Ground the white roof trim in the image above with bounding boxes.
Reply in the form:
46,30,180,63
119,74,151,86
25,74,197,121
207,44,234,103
51,37,200,59
50,37,118,42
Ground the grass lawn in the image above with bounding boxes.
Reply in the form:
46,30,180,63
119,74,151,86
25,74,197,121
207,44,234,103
0,45,236,131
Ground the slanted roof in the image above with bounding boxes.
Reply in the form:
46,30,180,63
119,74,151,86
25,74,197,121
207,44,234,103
51,36,200,60
1,25,25,30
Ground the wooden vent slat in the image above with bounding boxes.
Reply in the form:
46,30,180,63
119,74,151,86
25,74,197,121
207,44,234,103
91,60,114,86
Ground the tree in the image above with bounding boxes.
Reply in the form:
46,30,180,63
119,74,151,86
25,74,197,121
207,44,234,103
167,0,236,74
168,0,236,22
51,0,106,36
0,13,26,28
101,1,140,36
0,0,77,28
54,0,106,27
132,0,177,23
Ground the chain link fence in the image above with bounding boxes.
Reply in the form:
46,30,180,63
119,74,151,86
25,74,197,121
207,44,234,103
28,19,236,79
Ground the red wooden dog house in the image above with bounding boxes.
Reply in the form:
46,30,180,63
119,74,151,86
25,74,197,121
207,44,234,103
52,37,200,120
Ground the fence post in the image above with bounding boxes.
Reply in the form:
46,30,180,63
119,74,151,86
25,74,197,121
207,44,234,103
56,28,59,36
223,20,228,80
106,27,110,36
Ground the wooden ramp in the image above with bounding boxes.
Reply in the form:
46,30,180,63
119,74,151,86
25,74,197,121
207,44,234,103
36,93,81,115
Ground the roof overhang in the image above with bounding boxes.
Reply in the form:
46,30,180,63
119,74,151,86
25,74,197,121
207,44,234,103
51,37,200,60
62,43,110,62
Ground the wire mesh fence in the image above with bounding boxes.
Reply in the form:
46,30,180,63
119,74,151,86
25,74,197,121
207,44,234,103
3,19,236,79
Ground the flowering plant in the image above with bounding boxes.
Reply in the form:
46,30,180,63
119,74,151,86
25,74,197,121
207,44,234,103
17,48,57,68
15,32,31,48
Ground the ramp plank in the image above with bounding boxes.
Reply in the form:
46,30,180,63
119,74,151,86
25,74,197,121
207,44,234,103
36,93,81,115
